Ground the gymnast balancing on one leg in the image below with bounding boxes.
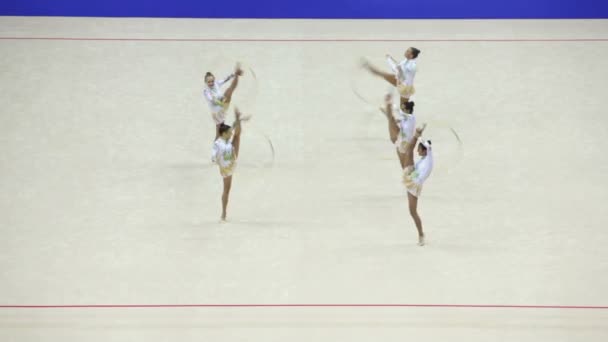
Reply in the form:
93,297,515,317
203,62,244,139
363,47,420,107
384,94,433,246
211,108,250,222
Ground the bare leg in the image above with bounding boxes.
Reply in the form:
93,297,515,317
222,63,244,104
382,108,400,144
407,192,424,244
232,110,244,158
221,176,232,220
403,124,425,167
363,62,398,86
222,75,240,104
384,112,407,169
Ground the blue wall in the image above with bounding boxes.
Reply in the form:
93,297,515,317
1,0,607,19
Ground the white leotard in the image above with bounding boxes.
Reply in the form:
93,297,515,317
211,137,237,177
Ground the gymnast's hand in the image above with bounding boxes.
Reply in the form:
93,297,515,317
414,124,427,139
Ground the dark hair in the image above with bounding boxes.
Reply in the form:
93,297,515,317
410,47,421,58
205,72,214,80
403,101,415,113
218,123,231,135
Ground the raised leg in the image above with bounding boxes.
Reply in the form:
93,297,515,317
232,110,244,158
222,63,244,104
222,74,240,104
363,61,398,86
383,110,407,169
381,107,400,144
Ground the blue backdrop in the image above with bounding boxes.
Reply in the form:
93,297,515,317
1,0,607,19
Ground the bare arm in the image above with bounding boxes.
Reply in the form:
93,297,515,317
232,110,242,137
386,54,398,65
232,108,251,136
217,74,234,87
385,54,399,74
219,63,243,87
